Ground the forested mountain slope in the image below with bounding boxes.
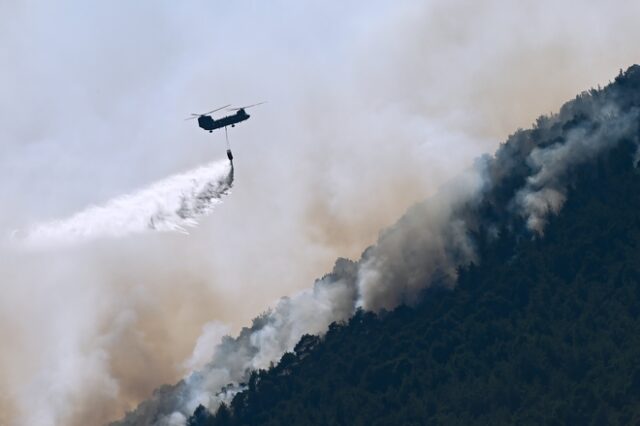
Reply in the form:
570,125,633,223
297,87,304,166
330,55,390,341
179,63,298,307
191,67,640,425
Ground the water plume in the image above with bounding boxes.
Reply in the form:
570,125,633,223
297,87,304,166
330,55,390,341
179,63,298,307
20,159,234,248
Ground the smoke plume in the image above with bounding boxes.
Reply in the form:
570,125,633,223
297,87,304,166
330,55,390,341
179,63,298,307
514,104,639,233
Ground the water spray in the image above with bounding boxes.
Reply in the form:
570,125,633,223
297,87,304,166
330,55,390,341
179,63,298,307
20,158,234,247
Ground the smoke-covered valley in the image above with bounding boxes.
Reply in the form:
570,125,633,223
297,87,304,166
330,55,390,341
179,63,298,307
2,1,640,425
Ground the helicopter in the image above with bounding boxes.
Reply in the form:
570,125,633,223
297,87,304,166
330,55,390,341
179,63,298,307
186,102,265,133
186,102,265,162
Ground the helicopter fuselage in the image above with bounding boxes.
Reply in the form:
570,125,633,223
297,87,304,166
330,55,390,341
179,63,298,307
198,109,250,132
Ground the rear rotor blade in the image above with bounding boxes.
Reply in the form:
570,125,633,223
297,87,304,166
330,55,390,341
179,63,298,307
185,104,231,120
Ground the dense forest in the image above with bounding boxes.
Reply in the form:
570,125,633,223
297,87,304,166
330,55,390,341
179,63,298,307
185,67,640,425
191,144,640,425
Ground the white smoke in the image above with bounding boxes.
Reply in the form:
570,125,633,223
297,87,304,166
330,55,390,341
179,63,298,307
355,165,486,311
118,259,361,425
183,274,359,414
20,159,233,248
182,321,231,373
515,104,640,233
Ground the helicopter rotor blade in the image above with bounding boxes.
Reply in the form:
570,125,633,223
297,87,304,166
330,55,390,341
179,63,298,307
228,101,266,111
201,104,231,116
185,104,231,121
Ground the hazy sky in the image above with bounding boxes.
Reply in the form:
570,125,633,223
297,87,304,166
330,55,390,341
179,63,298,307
1,0,639,424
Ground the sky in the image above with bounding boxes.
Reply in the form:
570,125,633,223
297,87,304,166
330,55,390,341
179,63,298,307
0,0,639,424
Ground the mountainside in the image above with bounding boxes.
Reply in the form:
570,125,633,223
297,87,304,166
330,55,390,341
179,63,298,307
188,67,640,425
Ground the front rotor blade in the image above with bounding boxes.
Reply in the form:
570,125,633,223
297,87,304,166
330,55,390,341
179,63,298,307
202,104,231,115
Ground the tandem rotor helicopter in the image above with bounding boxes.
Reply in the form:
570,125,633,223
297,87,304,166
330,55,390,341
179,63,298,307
186,102,265,162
